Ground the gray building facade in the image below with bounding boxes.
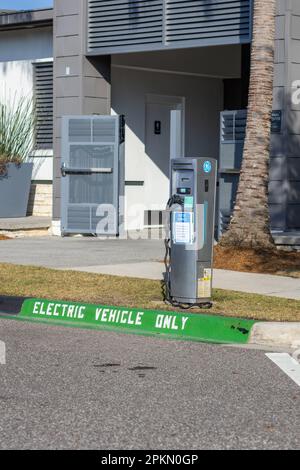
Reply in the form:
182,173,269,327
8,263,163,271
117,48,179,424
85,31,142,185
271,0,300,234
51,0,300,239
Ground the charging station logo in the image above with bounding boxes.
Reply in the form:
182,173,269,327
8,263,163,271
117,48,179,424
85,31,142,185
203,161,212,173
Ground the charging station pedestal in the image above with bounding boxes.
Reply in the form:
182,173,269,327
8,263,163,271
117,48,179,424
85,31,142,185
167,158,217,306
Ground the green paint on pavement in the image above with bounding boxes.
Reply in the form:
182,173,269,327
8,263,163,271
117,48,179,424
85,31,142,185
18,298,255,344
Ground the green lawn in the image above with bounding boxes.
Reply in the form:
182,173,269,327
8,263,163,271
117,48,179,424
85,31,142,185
1,263,300,322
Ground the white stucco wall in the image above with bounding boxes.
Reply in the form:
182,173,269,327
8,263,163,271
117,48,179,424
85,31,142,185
111,66,223,229
0,27,53,181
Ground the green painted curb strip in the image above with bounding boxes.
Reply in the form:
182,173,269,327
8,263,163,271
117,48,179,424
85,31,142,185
18,298,256,344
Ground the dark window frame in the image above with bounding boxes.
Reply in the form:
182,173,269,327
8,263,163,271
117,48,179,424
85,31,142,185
33,60,53,150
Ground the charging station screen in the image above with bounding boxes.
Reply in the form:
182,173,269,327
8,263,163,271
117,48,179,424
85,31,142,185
177,188,191,195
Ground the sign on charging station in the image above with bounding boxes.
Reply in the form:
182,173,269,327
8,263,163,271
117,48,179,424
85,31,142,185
167,158,217,306
173,212,194,245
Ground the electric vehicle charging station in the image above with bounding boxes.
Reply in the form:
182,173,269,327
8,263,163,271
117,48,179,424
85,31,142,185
166,157,217,307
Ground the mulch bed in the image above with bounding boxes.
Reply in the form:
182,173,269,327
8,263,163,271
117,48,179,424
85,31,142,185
0,235,10,240
214,245,300,277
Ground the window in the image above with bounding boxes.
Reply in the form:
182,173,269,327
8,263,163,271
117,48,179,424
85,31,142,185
33,61,53,149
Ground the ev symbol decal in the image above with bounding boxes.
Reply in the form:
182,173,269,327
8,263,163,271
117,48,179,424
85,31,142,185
203,161,212,173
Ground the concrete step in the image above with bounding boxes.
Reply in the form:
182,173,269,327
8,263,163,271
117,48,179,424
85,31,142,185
0,216,51,237
273,232,300,249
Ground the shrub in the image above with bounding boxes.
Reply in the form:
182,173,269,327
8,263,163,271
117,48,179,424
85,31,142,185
0,95,35,175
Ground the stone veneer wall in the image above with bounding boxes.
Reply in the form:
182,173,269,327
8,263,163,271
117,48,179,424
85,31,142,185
27,183,53,217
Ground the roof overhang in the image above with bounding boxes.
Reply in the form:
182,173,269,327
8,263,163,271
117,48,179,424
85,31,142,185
0,9,53,31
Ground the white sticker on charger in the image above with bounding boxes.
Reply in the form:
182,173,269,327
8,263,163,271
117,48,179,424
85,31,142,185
173,212,194,245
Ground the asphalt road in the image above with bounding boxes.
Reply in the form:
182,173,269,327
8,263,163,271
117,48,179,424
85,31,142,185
0,318,299,450
0,237,164,268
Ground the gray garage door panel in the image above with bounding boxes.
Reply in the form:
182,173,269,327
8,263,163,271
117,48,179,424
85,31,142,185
270,204,286,230
218,110,294,236
61,115,125,236
287,158,300,228
287,205,300,229
218,110,246,238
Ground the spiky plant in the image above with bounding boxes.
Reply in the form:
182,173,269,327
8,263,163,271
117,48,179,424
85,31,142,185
0,95,36,175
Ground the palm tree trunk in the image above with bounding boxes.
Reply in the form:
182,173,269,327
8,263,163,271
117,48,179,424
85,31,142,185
221,0,276,250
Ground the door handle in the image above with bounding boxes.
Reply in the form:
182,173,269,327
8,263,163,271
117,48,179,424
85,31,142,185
61,165,113,177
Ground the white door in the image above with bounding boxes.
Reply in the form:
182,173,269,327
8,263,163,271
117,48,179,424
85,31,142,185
145,99,184,224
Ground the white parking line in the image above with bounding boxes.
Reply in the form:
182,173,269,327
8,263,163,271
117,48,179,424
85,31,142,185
0,340,5,365
266,353,300,387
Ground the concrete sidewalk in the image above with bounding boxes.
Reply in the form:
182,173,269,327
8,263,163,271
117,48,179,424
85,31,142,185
0,217,51,237
0,217,51,231
1,236,299,300
66,261,300,300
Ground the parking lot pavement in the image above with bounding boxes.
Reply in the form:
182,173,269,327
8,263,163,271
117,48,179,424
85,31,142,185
0,318,299,450
0,236,165,268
